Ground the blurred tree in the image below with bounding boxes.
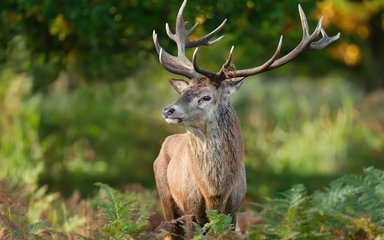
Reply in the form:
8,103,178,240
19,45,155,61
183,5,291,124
317,0,384,91
0,0,339,89
0,0,384,90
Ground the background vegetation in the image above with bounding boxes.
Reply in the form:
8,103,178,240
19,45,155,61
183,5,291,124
1,0,383,238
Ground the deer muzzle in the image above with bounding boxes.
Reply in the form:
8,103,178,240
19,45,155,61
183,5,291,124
163,106,184,124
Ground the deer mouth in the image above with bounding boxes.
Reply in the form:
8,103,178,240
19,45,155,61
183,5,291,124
165,117,184,124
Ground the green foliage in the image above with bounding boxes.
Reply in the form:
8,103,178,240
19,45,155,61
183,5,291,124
240,77,384,199
38,64,173,196
1,0,336,86
313,167,384,228
0,69,43,189
203,210,233,235
251,185,316,239
95,182,151,239
190,210,235,239
0,179,85,239
251,168,384,239
2,169,384,239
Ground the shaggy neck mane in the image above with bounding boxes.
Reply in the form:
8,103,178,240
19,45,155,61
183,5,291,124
186,103,243,192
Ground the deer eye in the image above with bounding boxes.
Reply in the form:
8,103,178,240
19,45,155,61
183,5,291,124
202,96,211,101
198,96,211,104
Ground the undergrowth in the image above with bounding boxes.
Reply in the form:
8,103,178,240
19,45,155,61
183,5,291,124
1,168,384,239
251,167,384,239
92,183,151,239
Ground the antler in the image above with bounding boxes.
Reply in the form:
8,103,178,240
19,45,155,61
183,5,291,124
193,4,340,83
153,0,226,79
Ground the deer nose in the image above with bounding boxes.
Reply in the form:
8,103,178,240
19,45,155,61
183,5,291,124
163,107,175,118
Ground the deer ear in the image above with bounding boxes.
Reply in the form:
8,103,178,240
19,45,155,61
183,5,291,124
169,78,189,94
224,77,246,95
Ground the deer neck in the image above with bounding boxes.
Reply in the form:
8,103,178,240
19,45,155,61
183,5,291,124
186,103,243,195
186,103,243,165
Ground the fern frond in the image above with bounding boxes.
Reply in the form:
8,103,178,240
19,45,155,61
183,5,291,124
249,167,384,239
94,182,150,239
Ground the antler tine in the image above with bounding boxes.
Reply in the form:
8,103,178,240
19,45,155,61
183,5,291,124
299,4,310,37
165,0,195,41
153,0,199,79
153,0,228,80
310,28,341,50
187,22,199,35
267,5,340,68
225,4,340,78
193,45,237,83
165,23,176,41
173,0,226,51
153,30,198,79
216,45,235,79
187,19,227,47
174,0,189,55
230,35,283,78
223,45,234,69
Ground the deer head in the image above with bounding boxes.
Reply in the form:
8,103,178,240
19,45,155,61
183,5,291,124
153,0,340,130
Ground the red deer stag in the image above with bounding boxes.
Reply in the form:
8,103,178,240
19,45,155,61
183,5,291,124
153,0,339,237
